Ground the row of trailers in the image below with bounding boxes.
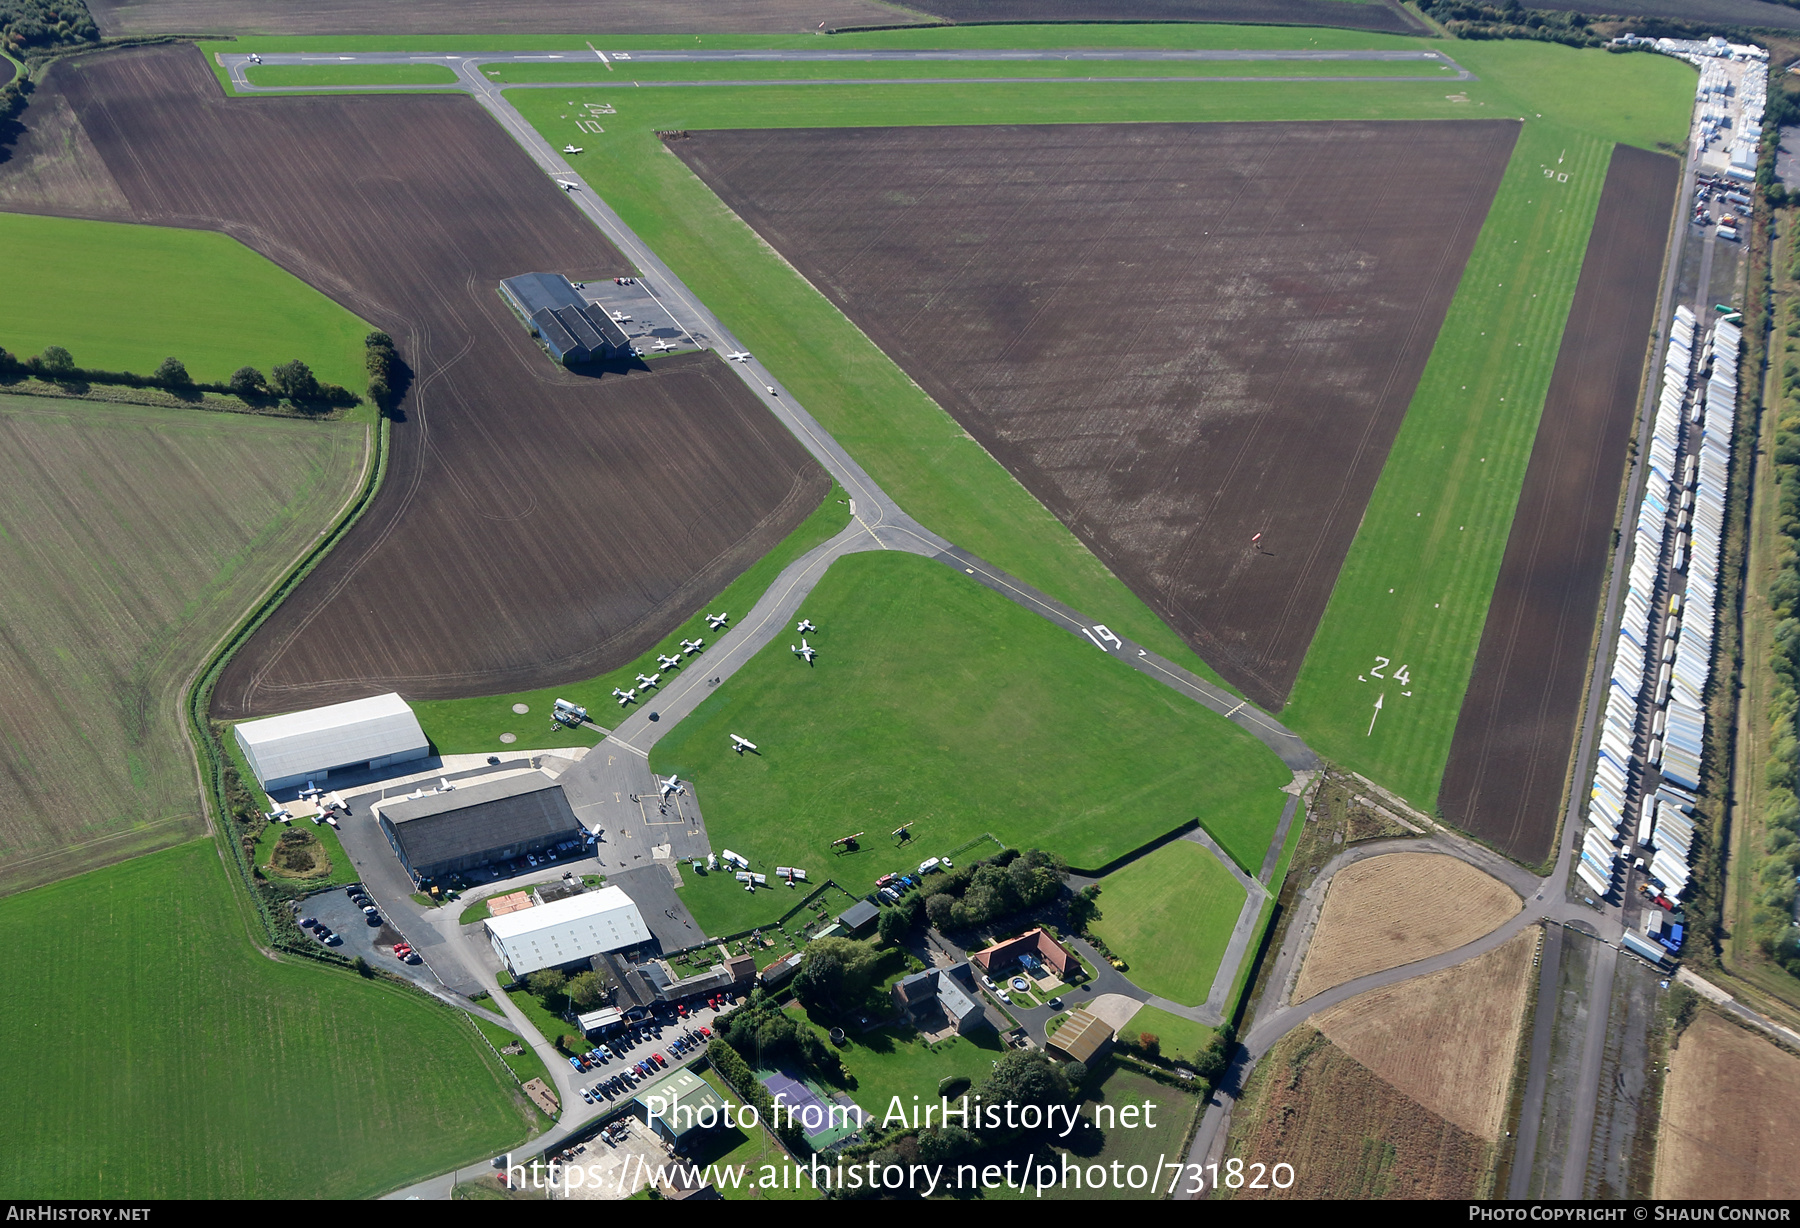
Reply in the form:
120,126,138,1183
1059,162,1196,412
1581,303,1741,928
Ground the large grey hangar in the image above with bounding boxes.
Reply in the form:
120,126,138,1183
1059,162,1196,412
233,692,429,792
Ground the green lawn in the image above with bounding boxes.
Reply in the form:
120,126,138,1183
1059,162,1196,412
0,840,535,1197
498,36,1693,762
825,1021,1008,1116
0,395,368,895
505,985,576,1049
654,551,1291,937
692,1069,821,1200
1089,840,1246,1007
487,57,1455,85
247,62,458,87
471,1016,555,1112
1121,1005,1215,1068
1053,1060,1201,1200
410,482,847,754
0,213,370,391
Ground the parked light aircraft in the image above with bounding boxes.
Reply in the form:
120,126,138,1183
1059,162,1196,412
706,612,730,630
792,638,817,664
650,340,675,352
612,687,637,706
658,775,682,799
731,734,758,754
636,673,661,690
681,638,704,654
797,619,816,633
726,351,751,363
563,145,583,154
557,180,579,191
658,653,682,670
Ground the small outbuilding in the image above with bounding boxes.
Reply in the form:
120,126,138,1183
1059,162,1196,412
838,899,880,937
233,692,429,793
634,1067,728,1153
1047,1009,1114,1065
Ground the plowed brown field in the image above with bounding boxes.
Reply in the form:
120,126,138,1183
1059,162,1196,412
1440,145,1680,865
673,121,1516,708
10,46,827,715
1654,1010,1800,1198
1314,928,1537,1140
87,0,906,36
1292,852,1520,1002
900,0,1420,34
1226,1028,1491,1199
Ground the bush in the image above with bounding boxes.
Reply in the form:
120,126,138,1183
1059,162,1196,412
270,358,319,402
36,345,73,375
229,366,266,397
153,356,191,387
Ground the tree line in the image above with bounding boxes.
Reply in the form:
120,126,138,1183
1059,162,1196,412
0,343,359,409
874,847,1067,944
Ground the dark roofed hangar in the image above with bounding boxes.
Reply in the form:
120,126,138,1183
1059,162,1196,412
377,773,582,883
500,272,633,367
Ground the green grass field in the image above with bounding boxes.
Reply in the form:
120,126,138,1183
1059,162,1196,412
0,395,368,895
246,62,458,87
824,1020,1008,1116
410,481,847,753
655,550,1290,937
1089,840,1246,1007
0,840,535,1197
499,36,1692,815
1121,1004,1216,1067
486,57,1455,85
0,213,371,391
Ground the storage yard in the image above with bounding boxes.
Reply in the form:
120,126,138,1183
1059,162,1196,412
1653,1010,1800,1199
2,46,829,717
1291,852,1520,1002
1439,145,1682,865
672,120,1516,710
1311,928,1538,1141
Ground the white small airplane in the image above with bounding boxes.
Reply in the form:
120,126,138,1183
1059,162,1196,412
563,144,583,154
658,774,682,799
249,53,262,64
766,386,777,395
797,619,816,633
557,179,580,192
636,672,661,690
706,612,730,630
658,653,682,670
681,638,704,654
792,638,817,664
731,734,758,755
726,350,751,362
612,686,637,706
650,340,675,353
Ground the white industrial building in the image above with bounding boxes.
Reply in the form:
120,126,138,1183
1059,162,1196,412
233,692,430,792
485,886,652,977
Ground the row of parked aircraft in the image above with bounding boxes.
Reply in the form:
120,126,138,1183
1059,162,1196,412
791,617,819,665
615,638,706,704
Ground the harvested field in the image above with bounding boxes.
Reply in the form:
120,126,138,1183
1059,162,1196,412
15,45,828,716
1654,1010,1800,1199
898,0,1420,34
1225,1027,1492,1199
0,395,366,896
1313,928,1537,1140
1537,0,1800,31
85,0,909,36
0,63,130,220
1440,145,1679,865
1292,852,1520,1002
673,121,1516,709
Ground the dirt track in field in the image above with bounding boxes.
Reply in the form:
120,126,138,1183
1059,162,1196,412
1439,145,1679,864
675,122,1514,708
86,0,907,36
1654,1010,1800,1198
1292,851,1520,1002
5,46,827,715
1314,928,1537,1141
898,0,1420,34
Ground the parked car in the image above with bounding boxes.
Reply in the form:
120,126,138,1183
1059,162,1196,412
299,917,317,929
653,1053,668,1068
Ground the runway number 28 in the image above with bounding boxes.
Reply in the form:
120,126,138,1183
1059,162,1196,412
1370,657,1411,686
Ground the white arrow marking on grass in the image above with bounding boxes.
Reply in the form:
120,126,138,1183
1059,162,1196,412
1368,693,1385,737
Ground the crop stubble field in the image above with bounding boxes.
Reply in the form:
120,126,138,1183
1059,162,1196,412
1439,145,1680,864
1292,851,1520,1001
86,0,908,37
1312,927,1537,1140
1224,1026,1492,1199
1654,1010,1800,1199
8,45,829,717
673,121,1516,710
0,395,366,895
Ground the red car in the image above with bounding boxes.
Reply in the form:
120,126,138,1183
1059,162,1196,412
876,873,898,888
653,1053,668,1068
699,1027,711,1039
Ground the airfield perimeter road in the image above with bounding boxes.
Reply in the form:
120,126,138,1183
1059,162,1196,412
214,47,1685,1199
